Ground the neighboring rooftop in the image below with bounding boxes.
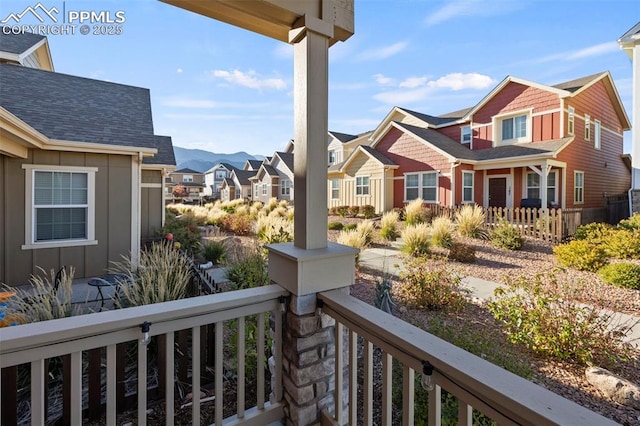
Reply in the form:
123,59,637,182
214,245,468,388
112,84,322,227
552,72,604,93
174,168,202,174
143,136,176,166
329,131,358,143
0,30,45,54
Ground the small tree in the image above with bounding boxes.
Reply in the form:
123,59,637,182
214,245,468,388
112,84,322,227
172,184,189,199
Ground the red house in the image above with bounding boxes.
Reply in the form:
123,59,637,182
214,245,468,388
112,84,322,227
354,72,631,211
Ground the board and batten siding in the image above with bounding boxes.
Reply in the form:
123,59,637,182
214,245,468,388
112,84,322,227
1,151,132,286
141,170,163,240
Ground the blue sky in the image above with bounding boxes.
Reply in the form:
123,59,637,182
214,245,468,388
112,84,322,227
3,0,638,155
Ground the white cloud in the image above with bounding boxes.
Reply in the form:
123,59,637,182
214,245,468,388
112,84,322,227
373,73,395,86
374,72,494,105
425,0,523,26
399,76,429,89
427,73,494,90
211,69,287,90
356,41,408,61
565,41,619,60
176,68,183,73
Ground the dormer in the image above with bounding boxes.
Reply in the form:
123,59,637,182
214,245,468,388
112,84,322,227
0,30,54,71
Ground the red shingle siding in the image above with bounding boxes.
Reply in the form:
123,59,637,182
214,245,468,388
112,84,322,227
376,127,452,208
438,124,465,142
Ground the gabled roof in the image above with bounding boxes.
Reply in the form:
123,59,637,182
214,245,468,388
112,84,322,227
143,135,176,166
0,63,157,150
222,177,234,188
335,144,398,173
205,162,239,174
552,72,603,93
174,168,202,174
273,151,294,173
251,163,279,181
397,107,459,127
232,169,257,186
395,122,572,163
618,21,640,55
0,30,45,54
328,131,358,143
244,159,263,170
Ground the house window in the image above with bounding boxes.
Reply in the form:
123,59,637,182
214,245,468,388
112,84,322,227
262,183,267,196
584,114,591,141
331,178,340,199
23,166,97,248
462,171,474,203
405,172,438,202
183,175,193,182
254,184,258,198
499,112,529,143
594,120,601,149
235,188,241,199
355,176,370,196
526,171,557,204
281,180,291,196
574,171,584,204
215,170,227,179
461,126,471,145
328,150,337,165
568,107,575,135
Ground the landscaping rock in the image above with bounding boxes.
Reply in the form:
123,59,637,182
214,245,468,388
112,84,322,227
585,367,640,409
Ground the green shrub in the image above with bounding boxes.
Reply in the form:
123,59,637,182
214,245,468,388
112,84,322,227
348,205,360,218
572,222,613,243
361,205,376,219
404,198,427,225
430,216,454,248
400,223,431,257
225,248,269,289
396,257,467,311
374,276,394,314
490,220,524,250
343,223,357,231
448,241,476,263
604,229,640,259
455,204,487,239
336,206,349,217
380,210,399,241
220,213,253,236
201,241,226,264
328,221,344,231
488,273,634,366
114,240,193,307
161,210,202,253
617,213,640,231
553,240,608,272
597,263,640,290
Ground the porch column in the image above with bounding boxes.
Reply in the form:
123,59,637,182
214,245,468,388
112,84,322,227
631,44,640,213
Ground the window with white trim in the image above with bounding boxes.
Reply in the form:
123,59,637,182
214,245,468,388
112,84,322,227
262,183,267,196
24,166,96,247
254,184,258,198
462,171,474,203
461,126,471,145
526,171,557,204
574,171,584,204
331,178,339,199
183,174,194,182
568,107,575,135
281,180,291,196
497,111,530,144
215,170,226,179
328,150,337,165
584,114,591,141
594,119,601,149
235,188,241,199
405,172,438,202
355,176,370,196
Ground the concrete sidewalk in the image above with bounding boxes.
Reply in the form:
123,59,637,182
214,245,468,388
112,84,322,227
358,245,640,348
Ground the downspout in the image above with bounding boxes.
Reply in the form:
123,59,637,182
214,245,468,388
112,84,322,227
381,167,386,214
131,152,143,267
451,161,461,207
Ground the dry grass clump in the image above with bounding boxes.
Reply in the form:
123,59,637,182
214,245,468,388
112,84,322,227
112,241,192,307
380,210,399,241
455,204,486,238
356,220,375,246
404,198,427,225
430,216,455,248
400,223,431,256
1,267,78,323
255,215,294,243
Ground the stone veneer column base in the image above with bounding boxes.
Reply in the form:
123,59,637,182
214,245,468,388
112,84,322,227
632,190,640,215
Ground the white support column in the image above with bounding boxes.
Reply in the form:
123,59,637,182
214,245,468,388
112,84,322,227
632,44,640,190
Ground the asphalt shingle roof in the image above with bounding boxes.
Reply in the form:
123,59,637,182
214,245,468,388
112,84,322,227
0,30,45,54
0,63,157,150
263,164,279,177
552,72,604,93
329,131,358,143
360,145,396,166
246,159,263,170
275,151,294,172
174,168,201,174
143,135,176,166
399,107,460,126
233,169,257,185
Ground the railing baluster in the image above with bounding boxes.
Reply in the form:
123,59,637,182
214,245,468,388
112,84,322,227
382,351,392,425
335,322,344,424
31,359,45,424
237,316,246,418
106,345,117,426
165,332,175,426
215,321,223,425
257,312,265,409
402,365,414,426
458,401,472,426
138,334,148,426
428,384,442,426
364,340,373,425
192,326,201,425
349,330,357,424
70,351,82,424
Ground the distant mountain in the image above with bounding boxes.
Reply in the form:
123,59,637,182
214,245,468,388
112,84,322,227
173,146,264,172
